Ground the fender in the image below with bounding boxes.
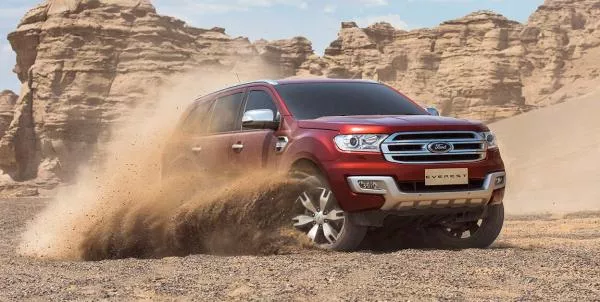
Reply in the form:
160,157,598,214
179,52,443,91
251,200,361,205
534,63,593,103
282,128,340,172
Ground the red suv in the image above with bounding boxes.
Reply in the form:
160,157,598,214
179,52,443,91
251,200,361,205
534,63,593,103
164,79,506,251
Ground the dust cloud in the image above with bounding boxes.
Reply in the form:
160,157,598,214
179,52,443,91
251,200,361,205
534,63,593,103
79,172,312,260
17,66,312,261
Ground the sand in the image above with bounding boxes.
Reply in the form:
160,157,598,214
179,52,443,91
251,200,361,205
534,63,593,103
491,88,600,215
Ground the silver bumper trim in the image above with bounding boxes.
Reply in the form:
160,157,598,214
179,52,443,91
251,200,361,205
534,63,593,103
347,172,506,211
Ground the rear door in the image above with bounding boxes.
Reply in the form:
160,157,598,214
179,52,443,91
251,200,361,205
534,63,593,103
231,87,281,174
187,89,245,176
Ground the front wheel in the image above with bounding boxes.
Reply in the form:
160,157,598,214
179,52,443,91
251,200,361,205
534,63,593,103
290,173,366,251
426,204,504,249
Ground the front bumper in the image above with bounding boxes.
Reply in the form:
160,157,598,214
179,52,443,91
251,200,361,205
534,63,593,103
347,172,506,210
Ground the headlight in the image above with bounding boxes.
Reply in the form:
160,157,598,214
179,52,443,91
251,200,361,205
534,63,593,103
482,131,498,149
334,134,388,153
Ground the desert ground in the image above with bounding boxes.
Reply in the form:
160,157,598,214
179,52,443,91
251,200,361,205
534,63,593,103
1,198,599,300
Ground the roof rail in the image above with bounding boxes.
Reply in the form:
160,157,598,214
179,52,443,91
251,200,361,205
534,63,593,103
192,79,279,101
232,79,279,87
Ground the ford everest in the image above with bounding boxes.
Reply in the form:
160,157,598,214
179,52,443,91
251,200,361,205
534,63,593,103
163,79,506,251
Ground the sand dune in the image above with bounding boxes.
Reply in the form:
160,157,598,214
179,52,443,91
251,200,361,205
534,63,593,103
490,89,600,214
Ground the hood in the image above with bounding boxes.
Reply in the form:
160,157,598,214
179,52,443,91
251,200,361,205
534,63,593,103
297,115,488,133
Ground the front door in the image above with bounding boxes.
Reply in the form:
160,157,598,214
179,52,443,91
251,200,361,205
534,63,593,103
231,88,281,174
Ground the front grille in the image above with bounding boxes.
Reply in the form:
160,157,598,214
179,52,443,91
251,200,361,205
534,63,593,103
397,179,485,193
382,131,487,164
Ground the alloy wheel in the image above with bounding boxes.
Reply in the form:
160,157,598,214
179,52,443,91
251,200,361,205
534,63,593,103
292,187,345,245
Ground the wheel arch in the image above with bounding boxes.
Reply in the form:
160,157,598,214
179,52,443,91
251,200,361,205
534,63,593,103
289,157,325,177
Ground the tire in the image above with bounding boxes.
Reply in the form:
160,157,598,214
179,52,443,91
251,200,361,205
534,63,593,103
289,170,367,251
426,204,504,249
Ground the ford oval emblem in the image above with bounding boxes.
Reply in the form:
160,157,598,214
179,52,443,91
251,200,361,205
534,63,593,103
427,142,452,153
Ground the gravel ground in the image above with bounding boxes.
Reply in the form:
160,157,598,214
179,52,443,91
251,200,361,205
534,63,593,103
1,198,600,301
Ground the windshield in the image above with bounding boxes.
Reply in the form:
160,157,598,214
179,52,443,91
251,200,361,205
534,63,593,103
274,82,426,120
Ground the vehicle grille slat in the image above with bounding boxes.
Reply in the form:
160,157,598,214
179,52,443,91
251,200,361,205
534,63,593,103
453,143,484,150
387,144,425,152
392,133,476,140
382,131,486,164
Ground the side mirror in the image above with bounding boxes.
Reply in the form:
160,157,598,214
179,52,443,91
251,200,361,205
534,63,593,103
426,107,440,116
242,109,279,130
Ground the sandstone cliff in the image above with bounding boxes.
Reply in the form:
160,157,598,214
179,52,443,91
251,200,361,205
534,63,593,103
521,0,600,105
1,0,600,190
0,91,17,140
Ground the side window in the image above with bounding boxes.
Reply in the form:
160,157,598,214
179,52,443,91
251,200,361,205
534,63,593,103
208,92,244,133
244,90,279,125
181,99,214,135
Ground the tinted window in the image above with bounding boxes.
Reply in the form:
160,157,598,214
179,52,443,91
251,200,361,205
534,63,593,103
244,90,278,116
181,99,214,135
275,82,426,120
208,92,244,133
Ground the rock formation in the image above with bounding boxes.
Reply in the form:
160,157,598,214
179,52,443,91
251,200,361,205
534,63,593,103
521,0,600,105
1,0,600,189
0,91,18,140
255,37,314,76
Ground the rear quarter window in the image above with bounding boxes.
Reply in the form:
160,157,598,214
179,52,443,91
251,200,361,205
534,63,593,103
208,92,245,133
180,99,214,135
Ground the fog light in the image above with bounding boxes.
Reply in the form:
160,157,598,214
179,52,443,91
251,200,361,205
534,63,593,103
357,180,382,191
495,176,505,186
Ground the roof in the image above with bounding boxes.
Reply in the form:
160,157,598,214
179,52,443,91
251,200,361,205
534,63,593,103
193,78,380,101
231,78,380,87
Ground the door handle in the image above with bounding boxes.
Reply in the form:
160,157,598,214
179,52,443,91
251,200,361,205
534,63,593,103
232,143,244,151
191,146,203,152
